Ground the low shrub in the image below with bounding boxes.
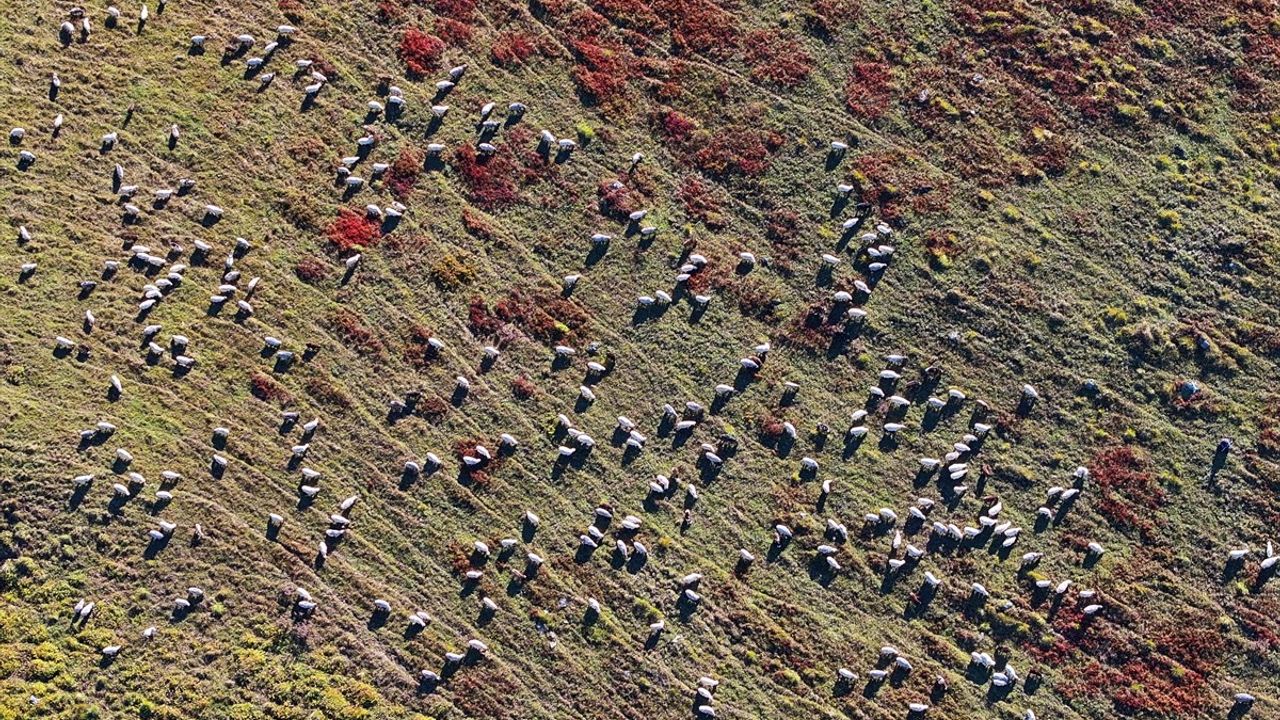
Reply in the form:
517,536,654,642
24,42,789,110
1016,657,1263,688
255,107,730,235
491,31,539,66
571,40,636,108
511,375,538,399
250,373,293,405
676,175,727,228
325,209,380,251
429,252,476,290
294,257,331,284
398,29,446,78
432,0,476,21
386,147,423,199
452,145,521,210
744,31,813,87
326,309,384,357
844,61,894,119
436,18,474,47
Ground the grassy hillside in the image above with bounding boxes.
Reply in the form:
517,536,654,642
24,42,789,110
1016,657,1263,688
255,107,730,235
2,0,1280,718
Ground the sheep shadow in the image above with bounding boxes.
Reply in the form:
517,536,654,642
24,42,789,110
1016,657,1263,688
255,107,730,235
143,534,170,559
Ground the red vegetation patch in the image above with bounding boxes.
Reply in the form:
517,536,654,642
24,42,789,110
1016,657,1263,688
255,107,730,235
777,304,838,354
326,309,384,357
386,147,423,199
453,437,507,487
494,289,589,343
658,110,698,143
728,278,782,320
657,109,783,179
1091,445,1164,542
923,229,960,258
511,374,538,400
564,7,611,40
469,290,589,344
461,208,497,240
571,40,636,108
491,31,539,66
376,1,403,23
756,412,786,441
676,176,727,228
1022,128,1074,177
278,0,304,22
398,29,446,78
653,0,739,58
468,296,504,336
597,177,639,220
764,207,804,274
690,129,781,178
849,149,948,221
436,18,474,47
803,0,857,39
294,256,331,284
404,323,438,370
325,209,381,251
591,0,664,32
744,31,813,88
432,0,476,21
844,61,895,120
250,373,293,405
1110,657,1211,716
452,146,520,210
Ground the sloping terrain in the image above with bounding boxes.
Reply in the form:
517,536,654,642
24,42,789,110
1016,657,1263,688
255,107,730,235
2,0,1280,718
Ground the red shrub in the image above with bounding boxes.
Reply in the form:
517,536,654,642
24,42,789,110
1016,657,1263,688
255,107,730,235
757,413,786,441
399,29,446,78
492,288,589,343
376,1,403,23
325,209,381,251
597,177,639,219
386,147,423,199
250,373,293,405
776,304,838,355
416,396,449,422
1110,658,1211,716
591,0,663,32
690,130,777,178
294,256,331,284
452,146,520,210
804,0,857,39
1022,128,1074,177
436,18,474,47
432,0,476,21
461,208,497,240
467,296,504,336
278,0,304,22
491,31,538,66
564,8,611,41
327,309,384,357
511,375,538,400
659,110,698,143
653,0,739,58
676,175,726,228
844,61,895,119
765,208,804,272
571,40,635,107
404,323,437,369
1091,445,1164,542
744,31,813,87
729,278,782,320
